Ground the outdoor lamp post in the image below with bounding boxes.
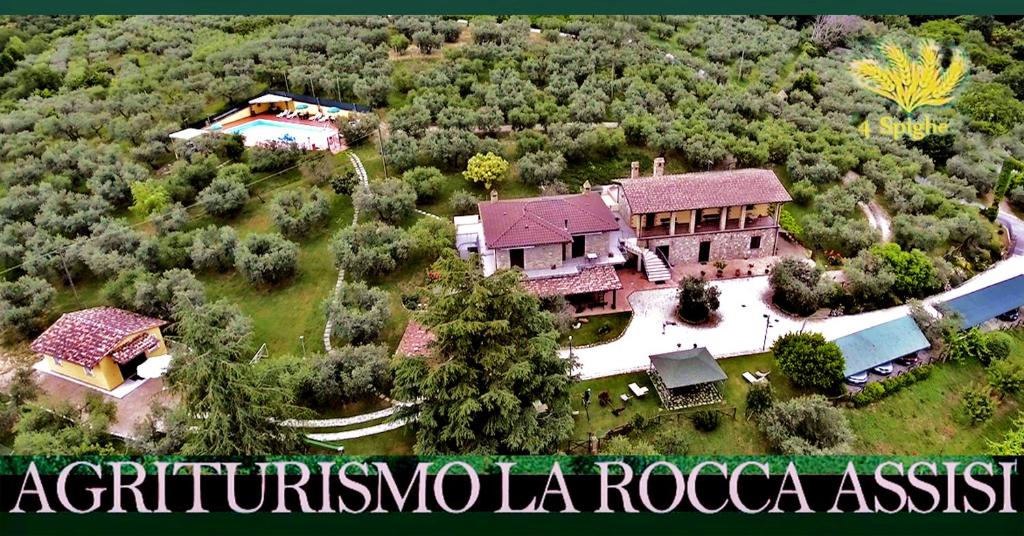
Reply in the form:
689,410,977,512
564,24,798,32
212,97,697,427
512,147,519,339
568,335,574,360
582,388,591,422
762,314,771,350
300,335,306,358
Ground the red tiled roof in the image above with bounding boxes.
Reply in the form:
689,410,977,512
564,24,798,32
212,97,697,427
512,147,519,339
478,192,619,249
396,320,436,357
109,333,161,364
616,169,792,214
522,265,623,297
30,307,166,368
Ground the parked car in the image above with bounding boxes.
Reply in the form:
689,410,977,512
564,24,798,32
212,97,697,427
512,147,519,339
846,371,869,385
997,309,1020,322
872,362,894,375
896,354,920,366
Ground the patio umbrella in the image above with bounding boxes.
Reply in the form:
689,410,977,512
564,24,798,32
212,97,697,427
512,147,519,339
295,103,309,110
326,106,341,113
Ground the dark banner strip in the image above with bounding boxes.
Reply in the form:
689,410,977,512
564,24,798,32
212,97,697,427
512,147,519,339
0,1,1023,15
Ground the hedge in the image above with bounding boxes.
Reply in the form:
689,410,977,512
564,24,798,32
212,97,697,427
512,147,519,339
851,365,934,407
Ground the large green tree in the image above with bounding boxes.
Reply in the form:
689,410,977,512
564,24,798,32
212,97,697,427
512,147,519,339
166,300,305,455
772,331,845,390
391,253,574,454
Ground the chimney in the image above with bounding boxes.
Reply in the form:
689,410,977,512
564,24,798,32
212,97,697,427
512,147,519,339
653,157,665,177
630,161,640,179
490,190,498,202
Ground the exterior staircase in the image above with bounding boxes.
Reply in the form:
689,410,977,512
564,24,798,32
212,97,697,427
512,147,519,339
622,239,671,283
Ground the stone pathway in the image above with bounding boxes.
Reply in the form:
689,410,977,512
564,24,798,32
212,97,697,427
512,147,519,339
567,255,1024,379
322,152,370,353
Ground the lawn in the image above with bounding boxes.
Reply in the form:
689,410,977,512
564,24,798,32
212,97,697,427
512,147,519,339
324,426,417,456
559,312,632,347
201,187,354,357
845,329,1024,455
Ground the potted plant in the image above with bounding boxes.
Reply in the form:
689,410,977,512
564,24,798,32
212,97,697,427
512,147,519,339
714,260,727,277
734,268,741,277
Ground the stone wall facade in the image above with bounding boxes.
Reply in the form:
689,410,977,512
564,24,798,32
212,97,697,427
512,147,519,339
642,227,778,265
493,232,615,271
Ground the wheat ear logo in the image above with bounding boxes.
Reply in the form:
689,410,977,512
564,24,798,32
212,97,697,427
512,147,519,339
850,39,968,115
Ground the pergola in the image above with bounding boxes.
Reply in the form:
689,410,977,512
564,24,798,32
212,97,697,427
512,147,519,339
648,347,727,410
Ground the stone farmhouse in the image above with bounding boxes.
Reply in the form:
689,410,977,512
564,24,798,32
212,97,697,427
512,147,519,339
454,159,793,308
602,159,792,278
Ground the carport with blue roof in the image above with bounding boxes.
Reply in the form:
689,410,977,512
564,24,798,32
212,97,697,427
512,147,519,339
833,316,931,377
941,275,1024,328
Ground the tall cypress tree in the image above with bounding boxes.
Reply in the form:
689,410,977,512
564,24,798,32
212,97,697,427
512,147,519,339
392,253,575,454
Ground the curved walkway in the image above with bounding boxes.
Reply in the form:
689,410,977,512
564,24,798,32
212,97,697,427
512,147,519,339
566,255,1024,380
306,417,413,441
322,152,370,353
282,406,398,428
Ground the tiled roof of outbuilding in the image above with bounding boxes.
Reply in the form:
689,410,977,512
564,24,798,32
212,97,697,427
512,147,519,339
616,168,792,214
30,307,165,368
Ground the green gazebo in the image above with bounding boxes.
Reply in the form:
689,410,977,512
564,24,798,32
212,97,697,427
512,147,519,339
648,347,728,410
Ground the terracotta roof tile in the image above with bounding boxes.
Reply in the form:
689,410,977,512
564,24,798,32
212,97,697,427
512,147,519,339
521,265,623,297
30,307,166,368
616,168,792,214
478,192,619,249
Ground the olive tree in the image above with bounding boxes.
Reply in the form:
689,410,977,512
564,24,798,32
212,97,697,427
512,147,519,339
328,281,389,345
330,222,411,280
353,179,417,225
270,189,331,239
190,225,239,273
0,276,56,338
234,233,299,285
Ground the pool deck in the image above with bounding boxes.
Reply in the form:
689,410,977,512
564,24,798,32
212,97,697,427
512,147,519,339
220,112,346,153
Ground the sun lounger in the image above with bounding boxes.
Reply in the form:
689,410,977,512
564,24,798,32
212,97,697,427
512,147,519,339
312,113,323,121
628,383,649,397
319,115,332,122
742,371,765,384
276,110,288,117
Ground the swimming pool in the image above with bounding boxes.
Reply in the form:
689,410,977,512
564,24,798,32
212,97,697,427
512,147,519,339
223,119,338,151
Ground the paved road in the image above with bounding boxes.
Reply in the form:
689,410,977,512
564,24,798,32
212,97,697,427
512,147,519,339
998,203,1024,256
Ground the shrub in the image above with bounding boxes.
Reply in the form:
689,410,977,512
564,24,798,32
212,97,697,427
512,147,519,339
983,332,1014,363
517,151,566,186
328,281,389,345
851,365,935,407
676,276,720,323
772,332,845,390
692,409,721,432
270,190,331,239
0,276,55,338
653,428,691,455
330,222,411,280
300,344,392,407
959,384,996,425
197,177,249,218
247,142,302,171
408,217,456,261
402,166,447,201
234,233,299,285
988,359,1024,398
790,179,816,205
745,381,775,415
601,435,658,455
354,179,417,225
189,225,238,273
758,395,853,454
449,190,479,215
331,168,361,196
769,257,829,316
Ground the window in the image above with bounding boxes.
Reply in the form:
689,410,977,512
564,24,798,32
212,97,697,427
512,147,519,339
750,236,762,249
746,204,755,210
84,367,94,377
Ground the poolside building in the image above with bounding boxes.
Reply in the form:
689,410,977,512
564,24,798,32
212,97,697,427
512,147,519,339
833,315,930,378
